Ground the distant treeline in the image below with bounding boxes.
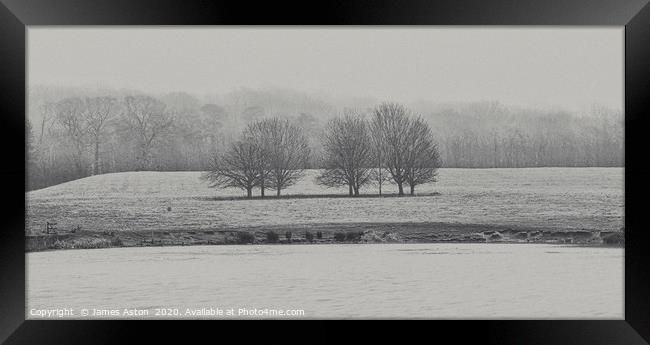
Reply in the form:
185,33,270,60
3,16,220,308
428,102,623,168
26,86,623,191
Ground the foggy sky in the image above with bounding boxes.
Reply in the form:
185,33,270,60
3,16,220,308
28,27,623,111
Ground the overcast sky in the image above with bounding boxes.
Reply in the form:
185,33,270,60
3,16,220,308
28,27,623,111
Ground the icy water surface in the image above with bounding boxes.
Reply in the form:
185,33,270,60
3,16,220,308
27,243,623,319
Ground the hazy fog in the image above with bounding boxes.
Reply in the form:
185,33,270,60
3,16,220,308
28,27,623,112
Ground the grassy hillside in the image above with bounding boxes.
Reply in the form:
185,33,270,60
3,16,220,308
26,168,624,250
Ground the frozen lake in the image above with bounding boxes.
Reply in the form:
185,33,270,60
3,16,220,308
27,243,623,319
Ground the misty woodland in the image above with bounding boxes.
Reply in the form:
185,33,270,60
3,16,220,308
27,86,622,193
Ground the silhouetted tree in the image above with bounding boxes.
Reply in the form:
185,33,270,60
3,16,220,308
201,139,261,198
372,103,441,195
371,103,411,195
370,111,389,196
246,118,310,196
403,117,442,195
317,111,373,196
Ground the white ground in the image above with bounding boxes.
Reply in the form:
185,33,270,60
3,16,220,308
26,168,624,233
27,243,624,319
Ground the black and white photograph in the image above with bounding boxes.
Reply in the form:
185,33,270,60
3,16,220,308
25,27,624,319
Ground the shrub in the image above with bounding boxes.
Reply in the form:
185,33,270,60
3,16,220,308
305,231,314,242
285,231,292,242
266,231,279,243
236,232,255,244
489,232,503,241
333,232,346,242
52,239,73,249
111,236,123,247
316,231,323,239
345,231,363,242
602,232,624,245
70,237,119,249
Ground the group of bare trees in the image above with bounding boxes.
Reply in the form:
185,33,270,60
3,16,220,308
51,96,170,176
203,103,441,198
46,96,122,177
27,95,180,189
202,118,311,198
318,103,441,196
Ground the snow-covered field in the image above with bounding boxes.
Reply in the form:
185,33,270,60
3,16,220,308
26,168,624,234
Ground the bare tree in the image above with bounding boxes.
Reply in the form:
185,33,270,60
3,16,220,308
30,102,57,188
54,97,89,177
369,111,389,196
84,97,117,175
37,102,56,146
201,139,260,198
26,119,38,190
246,118,310,196
371,103,411,195
317,111,373,196
243,121,271,197
123,95,173,170
200,103,228,152
403,117,442,195
372,103,441,196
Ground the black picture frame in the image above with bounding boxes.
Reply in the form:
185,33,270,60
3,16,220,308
1,0,649,343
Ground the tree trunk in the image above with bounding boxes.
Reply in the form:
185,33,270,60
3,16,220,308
138,148,149,171
246,187,252,198
354,186,359,196
378,167,382,196
258,175,265,197
277,188,281,197
410,184,415,195
348,184,353,196
378,153,383,196
398,182,404,196
94,139,100,175
75,149,85,177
